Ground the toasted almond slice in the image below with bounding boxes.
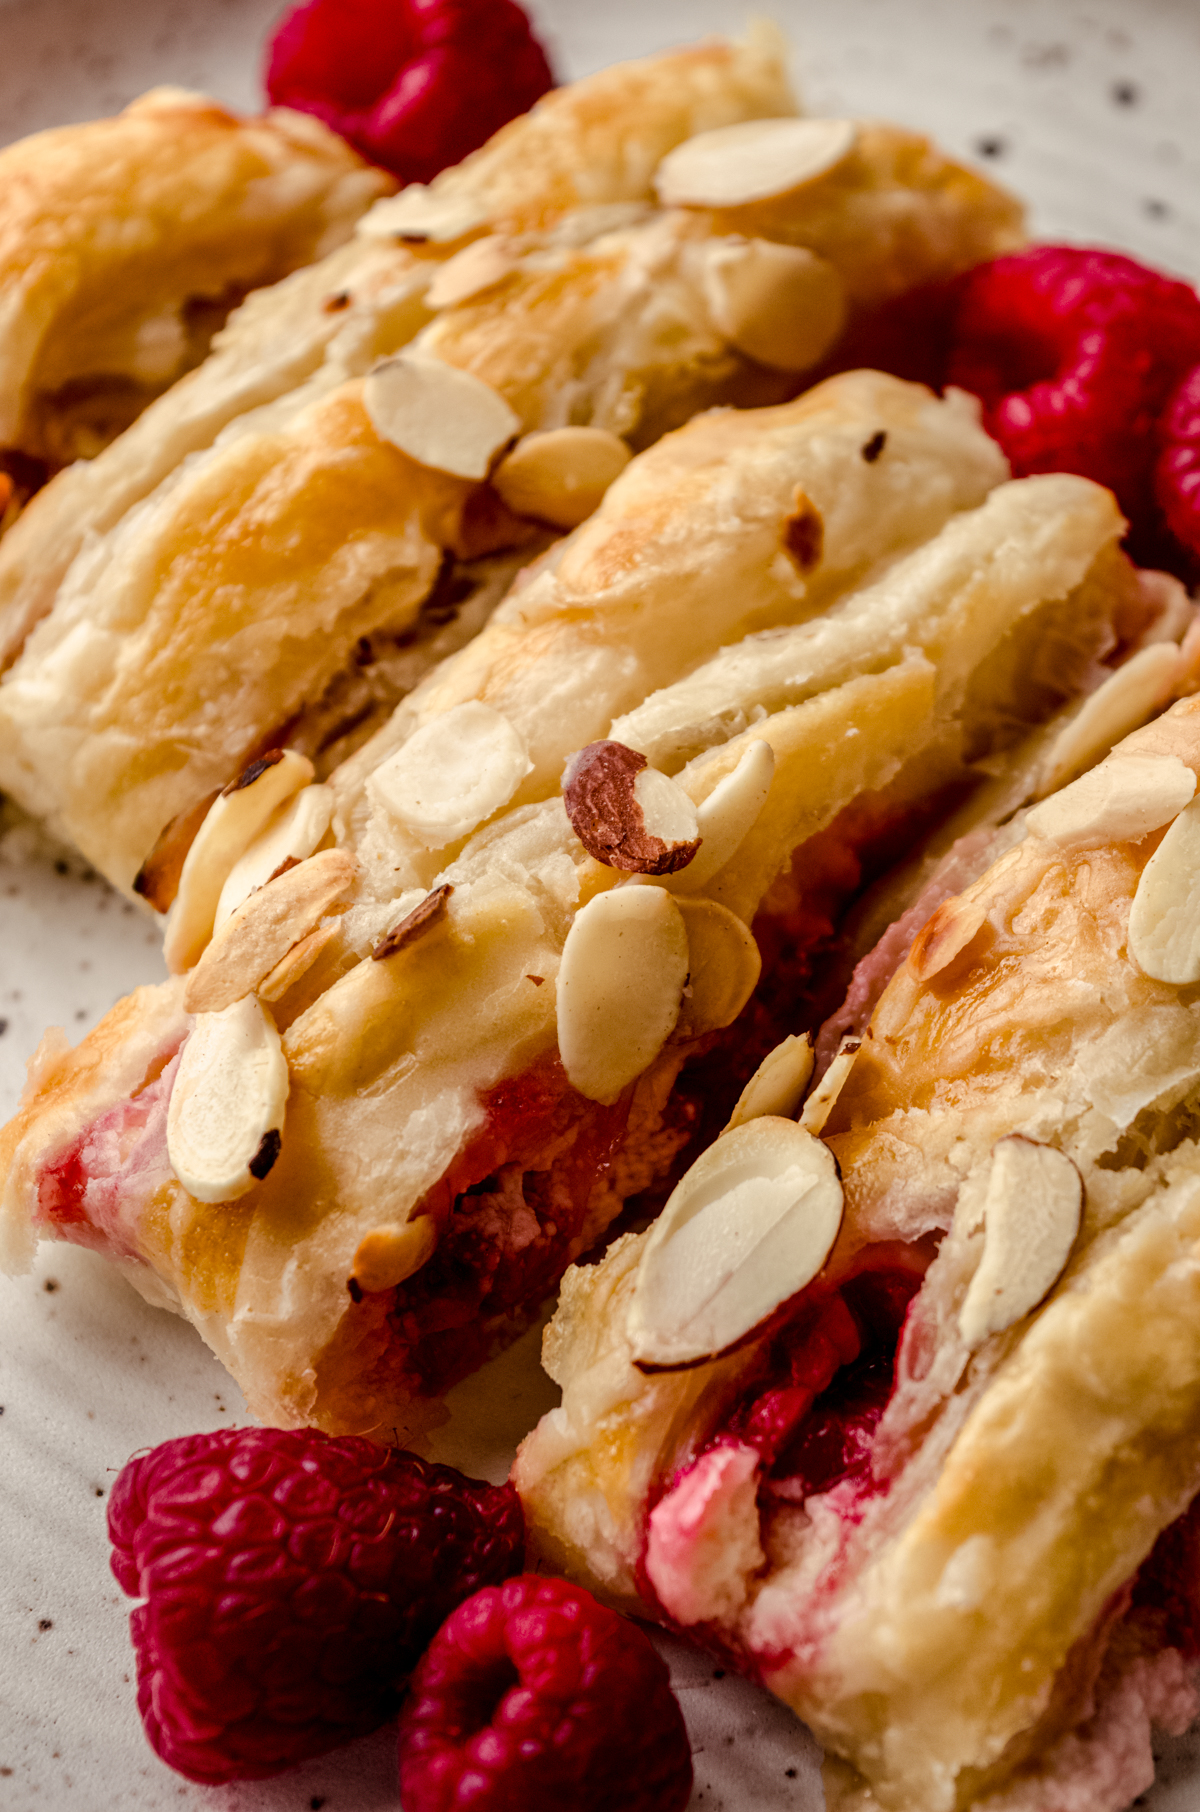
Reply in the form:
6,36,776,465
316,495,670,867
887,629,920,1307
185,849,358,1015
655,117,858,210
215,784,335,931
557,886,689,1104
358,187,489,244
367,702,532,848
675,898,762,1036
1037,643,1183,799
163,750,314,974
907,897,989,983
662,740,775,894
351,1219,438,1294
628,1117,844,1369
728,1034,814,1128
258,921,340,1005
426,236,516,308
1128,790,1200,983
798,1037,861,1136
493,427,631,530
563,740,700,874
1025,752,1196,850
166,995,289,1204
958,1137,1082,1349
704,239,846,372
364,355,520,480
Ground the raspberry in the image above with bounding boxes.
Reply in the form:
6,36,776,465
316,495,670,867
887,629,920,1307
1155,363,1200,565
397,1574,693,1812
945,245,1200,529
107,1428,524,1784
265,0,555,183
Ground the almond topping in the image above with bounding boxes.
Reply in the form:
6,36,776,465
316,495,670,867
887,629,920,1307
1025,752,1196,849
258,921,340,1005
166,995,289,1204
655,117,858,210
1037,643,1183,799
663,740,775,894
351,1219,438,1294
1128,790,1200,983
364,355,520,480
563,741,700,874
958,1137,1082,1349
908,897,988,983
357,187,489,244
163,749,314,974
557,886,689,1104
799,1037,861,1136
493,427,631,530
426,236,516,309
372,884,454,960
675,898,761,1037
628,1117,844,1370
184,849,358,1016
728,1034,814,1128
367,703,532,849
703,239,846,372
215,784,335,930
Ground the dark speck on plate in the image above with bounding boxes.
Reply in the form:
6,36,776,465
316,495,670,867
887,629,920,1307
1113,80,1140,106
1144,198,1171,219
43,1278,58,1293
974,135,1008,159
38,1618,52,1631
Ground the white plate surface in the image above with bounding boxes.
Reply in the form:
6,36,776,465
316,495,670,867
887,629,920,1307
3,2,1200,1807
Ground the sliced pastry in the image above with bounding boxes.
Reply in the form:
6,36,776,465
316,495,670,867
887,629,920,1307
515,691,1200,1812
0,31,1023,900
4,369,1169,1453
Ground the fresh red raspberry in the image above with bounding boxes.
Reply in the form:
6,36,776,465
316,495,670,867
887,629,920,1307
945,245,1200,529
397,1574,693,1812
107,1428,524,1784
265,0,555,183
1155,363,1200,565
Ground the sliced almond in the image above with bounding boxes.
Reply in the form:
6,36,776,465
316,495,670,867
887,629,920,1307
366,702,532,848
185,849,358,1015
1037,643,1183,799
958,1137,1082,1349
357,187,489,244
628,1117,844,1370
1128,790,1200,983
907,897,988,984
372,884,454,960
557,886,689,1104
163,750,314,974
364,355,520,480
1024,752,1196,850
655,117,858,210
675,898,762,1036
351,1219,438,1293
426,236,516,309
728,1034,815,1128
799,1037,861,1136
662,740,775,894
493,427,631,530
258,920,340,1005
563,740,700,874
214,784,335,931
703,239,846,372
166,995,289,1204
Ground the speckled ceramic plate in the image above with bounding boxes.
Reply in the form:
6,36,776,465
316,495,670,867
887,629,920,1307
3,2,1200,1807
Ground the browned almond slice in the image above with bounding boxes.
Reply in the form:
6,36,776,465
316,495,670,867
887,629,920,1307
1128,791,1200,983
662,740,774,893
958,1137,1082,1348
627,1117,844,1370
351,1219,438,1294
166,995,289,1204
426,236,516,308
364,355,520,480
185,849,358,1016
704,239,846,372
907,897,988,983
557,886,689,1104
728,1034,814,1128
367,702,532,848
798,1037,861,1135
163,749,314,974
675,898,762,1036
563,741,700,874
1036,643,1184,798
358,187,489,244
493,427,631,530
215,784,335,930
258,921,340,1005
655,117,858,209
1025,752,1196,849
